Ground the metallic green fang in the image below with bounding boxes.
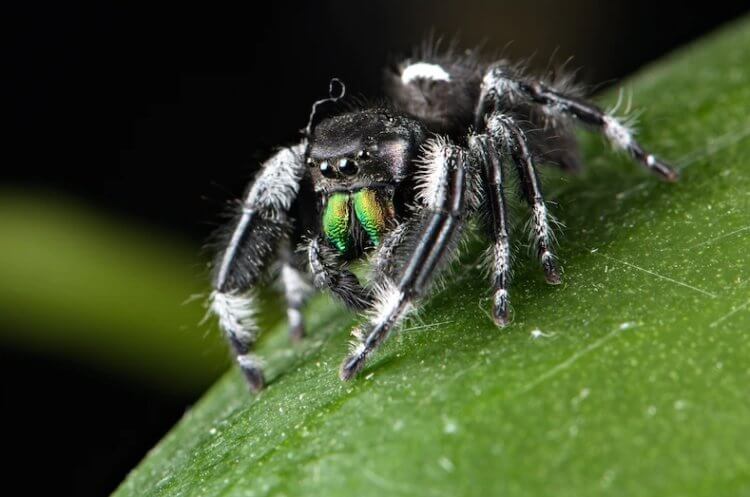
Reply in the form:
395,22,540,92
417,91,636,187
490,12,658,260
323,193,352,253
353,189,392,246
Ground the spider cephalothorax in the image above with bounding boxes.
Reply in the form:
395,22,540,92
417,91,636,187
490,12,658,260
210,46,678,392
307,110,425,258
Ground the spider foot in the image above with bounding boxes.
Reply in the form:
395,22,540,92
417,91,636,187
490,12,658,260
541,250,562,285
493,289,511,327
339,344,367,381
651,156,680,182
237,355,266,392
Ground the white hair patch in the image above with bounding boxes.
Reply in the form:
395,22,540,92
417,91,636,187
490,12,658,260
281,264,311,304
603,116,634,150
236,353,263,370
533,202,548,228
415,138,449,208
348,340,367,356
246,143,307,210
210,290,257,346
480,68,520,102
369,281,410,328
287,308,303,329
532,202,553,246
401,62,451,85
494,240,511,277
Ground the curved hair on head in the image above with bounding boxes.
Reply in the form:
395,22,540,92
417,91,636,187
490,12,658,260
303,78,346,140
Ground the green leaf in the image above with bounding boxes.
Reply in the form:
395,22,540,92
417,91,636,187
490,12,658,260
114,18,750,496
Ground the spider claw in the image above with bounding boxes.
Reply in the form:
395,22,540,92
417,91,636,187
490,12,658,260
492,289,511,327
658,161,680,182
339,352,367,381
237,355,265,392
642,152,679,182
541,252,562,285
241,365,266,392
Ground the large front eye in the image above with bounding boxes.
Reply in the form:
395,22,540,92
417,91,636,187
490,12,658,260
338,158,358,176
319,160,336,178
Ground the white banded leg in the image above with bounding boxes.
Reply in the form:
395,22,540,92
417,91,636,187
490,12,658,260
340,141,469,380
307,236,373,311
279,241,312,342
487,114,562,285
210,290,264,390
480,67,678,181
469,133,513,325
211,143,307,392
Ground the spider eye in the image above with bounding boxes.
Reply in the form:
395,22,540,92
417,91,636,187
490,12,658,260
319,160,336,178
356,150,370,160
306,157,316,168
338,158,358,176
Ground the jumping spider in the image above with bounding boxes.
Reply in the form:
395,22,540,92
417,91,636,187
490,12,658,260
210,47,677,392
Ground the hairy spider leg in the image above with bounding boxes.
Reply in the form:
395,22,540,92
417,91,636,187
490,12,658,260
279,240,312,342
488,114,562,285
340,143,470,380
371,220,414,281
307,236,373,311
481,67,679,181
210,143,307,391
469,134,513,326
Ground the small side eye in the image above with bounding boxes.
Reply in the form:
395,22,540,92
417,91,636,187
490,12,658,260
306,157,316,168
356,150,370,160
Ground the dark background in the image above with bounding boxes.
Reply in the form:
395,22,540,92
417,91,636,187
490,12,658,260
6,1,749,495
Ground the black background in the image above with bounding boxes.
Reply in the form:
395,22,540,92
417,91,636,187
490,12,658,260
6,1,749,495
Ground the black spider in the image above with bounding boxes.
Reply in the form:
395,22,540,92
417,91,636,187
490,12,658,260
210,46,678,392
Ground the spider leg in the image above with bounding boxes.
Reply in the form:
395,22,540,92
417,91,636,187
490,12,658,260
279,240,312,342
340,141,471,380
370,217,425,281
307,236,373,311
469,133,513,325
211,143,307,392
480,67,678,181
487,114,562,285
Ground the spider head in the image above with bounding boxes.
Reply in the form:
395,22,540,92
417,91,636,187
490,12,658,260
306,110,424,193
